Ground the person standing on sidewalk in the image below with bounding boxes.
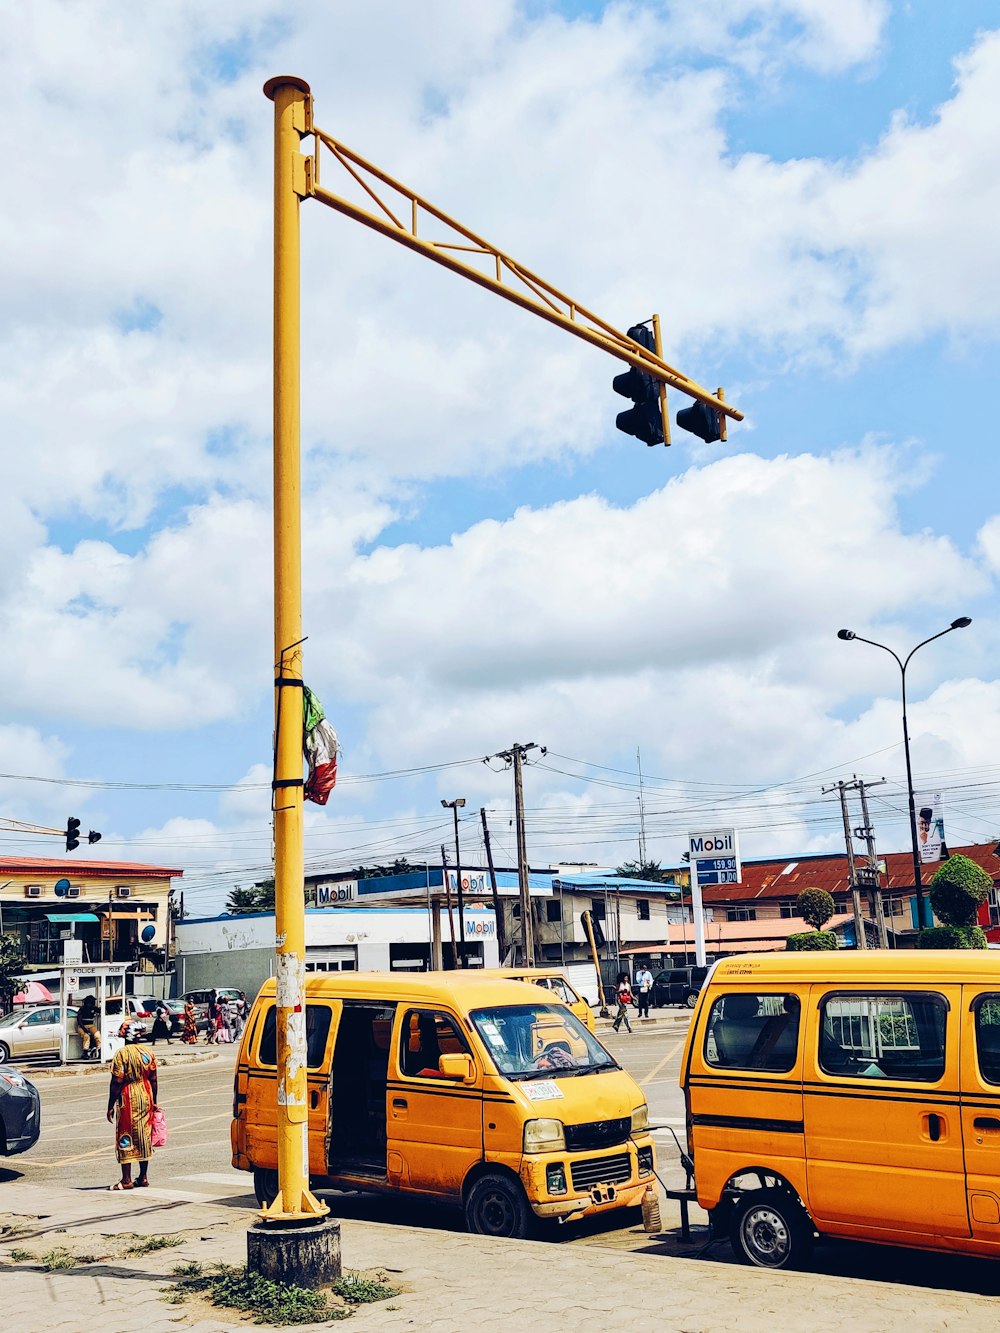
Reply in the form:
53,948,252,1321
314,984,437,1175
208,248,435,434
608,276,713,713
635,963,653,1019
612,972,633,1033
107,1023,158,1190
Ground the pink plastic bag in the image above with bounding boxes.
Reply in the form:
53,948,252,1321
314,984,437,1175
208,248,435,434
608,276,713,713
150,1107,168,1148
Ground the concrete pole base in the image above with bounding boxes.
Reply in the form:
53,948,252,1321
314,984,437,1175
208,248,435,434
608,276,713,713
247,1217,342,1287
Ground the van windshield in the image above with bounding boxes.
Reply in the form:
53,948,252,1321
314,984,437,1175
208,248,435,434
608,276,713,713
470,1003,617,1080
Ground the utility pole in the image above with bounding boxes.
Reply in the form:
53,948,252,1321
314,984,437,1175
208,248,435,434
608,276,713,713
488,742,543,965
852,777,890,949
440,844,458,967
637,747,648,864
480,808,508,964
441,799,468,966
824,780,867,949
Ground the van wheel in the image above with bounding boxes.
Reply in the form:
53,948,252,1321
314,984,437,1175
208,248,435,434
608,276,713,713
730,1191,812,1270
464,1173,534,1239
253,1168,279,1208
684,992,698,1009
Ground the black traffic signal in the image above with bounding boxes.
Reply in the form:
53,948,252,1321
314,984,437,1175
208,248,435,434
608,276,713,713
87,830,102,845
65,817,81,852
613,324,664,446
676,399,722,442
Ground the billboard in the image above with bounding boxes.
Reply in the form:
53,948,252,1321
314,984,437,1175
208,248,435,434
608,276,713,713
915,793,945,864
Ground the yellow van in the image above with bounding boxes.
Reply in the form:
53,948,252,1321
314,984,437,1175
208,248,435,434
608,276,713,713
680,951,1000,1269
476,967,595,1032
232,971,653,1237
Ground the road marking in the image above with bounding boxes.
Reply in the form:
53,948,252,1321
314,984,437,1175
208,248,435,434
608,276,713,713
639,1037,685,1087
17,1111,233,1167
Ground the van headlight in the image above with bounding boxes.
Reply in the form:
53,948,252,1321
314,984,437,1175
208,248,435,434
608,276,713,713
631,1104,649,1133
523,1118,566,1153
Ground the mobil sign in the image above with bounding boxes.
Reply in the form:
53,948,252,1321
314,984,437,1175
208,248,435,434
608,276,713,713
689,829,742,885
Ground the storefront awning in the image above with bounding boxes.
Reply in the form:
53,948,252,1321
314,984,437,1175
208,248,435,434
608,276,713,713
45,912,100,923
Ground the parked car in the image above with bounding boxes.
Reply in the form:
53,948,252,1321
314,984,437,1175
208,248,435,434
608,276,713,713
0,1066,41,1155
182,988,242,1033
652,966,708,1009
130,996,162,1022
0,1005,77,1063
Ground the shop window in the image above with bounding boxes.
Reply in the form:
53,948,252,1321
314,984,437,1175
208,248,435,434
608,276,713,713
636,900,650,921
726,907,757,922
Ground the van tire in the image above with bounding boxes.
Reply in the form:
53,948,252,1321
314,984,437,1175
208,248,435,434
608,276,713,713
729,1190,812,1270
253,1168,279,1208
464,1172,534,1239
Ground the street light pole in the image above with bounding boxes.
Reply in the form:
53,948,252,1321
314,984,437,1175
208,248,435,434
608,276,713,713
441,799,467,966
837,617,971,931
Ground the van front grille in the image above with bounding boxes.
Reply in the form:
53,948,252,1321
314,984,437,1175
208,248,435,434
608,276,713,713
570,1152,632,1191
564,1117,630,1151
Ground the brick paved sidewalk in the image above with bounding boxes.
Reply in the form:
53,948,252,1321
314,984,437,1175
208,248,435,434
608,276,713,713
3,1178,998,1333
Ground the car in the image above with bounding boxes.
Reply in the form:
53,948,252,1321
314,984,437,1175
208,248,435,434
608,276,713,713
652,966,708,1009
148,998,187,1037
182,988,242,1033
130,995,162,1022
0,1005,77,1063
0,1066,41,1155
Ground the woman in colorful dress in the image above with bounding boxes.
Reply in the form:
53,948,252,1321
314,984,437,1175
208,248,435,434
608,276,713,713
107,1023,158,1190
182,999,198,1044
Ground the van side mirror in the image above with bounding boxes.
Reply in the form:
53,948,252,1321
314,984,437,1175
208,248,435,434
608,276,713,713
438,1053,475,1083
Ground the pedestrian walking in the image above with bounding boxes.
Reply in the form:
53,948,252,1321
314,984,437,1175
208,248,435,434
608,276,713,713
107,1022,158,1190
205,989,219,1043
150,1002,173,1045
635,962,653,1019
612,972,633,1033
181,999,198,1044
75,994,100,1059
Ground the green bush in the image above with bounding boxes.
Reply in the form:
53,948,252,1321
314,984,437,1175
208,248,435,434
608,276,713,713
796,888,835,930
787,931,839,951
928,855,991,928
917,924,988,950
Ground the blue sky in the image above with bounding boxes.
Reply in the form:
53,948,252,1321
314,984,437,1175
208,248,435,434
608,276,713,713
1,2,1000,915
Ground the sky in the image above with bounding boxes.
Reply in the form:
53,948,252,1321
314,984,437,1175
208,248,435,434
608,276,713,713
2,0,1000,917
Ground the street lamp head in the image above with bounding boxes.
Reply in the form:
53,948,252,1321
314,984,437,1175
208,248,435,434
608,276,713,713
837,628,856,640
951,616,972,629
441,798,467,809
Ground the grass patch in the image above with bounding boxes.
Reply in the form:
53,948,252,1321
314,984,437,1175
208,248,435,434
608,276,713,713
165,1262,398,1325
118,1232,183,1257
9,1248,33,1262
38,1247,80,1271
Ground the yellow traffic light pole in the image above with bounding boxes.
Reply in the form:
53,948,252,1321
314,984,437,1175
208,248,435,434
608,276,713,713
258,70,742,1240
262,74,328,1225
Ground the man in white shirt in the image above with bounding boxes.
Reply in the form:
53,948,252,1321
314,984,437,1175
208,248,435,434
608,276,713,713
635,964,653,1018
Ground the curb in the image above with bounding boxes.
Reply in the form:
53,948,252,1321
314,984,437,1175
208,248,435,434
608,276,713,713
18,1048,228,1078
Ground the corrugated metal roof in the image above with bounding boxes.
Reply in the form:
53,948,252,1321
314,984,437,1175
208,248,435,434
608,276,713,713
0,856,182,877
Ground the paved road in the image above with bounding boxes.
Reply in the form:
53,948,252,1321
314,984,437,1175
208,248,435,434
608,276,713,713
7,1024,1000,1299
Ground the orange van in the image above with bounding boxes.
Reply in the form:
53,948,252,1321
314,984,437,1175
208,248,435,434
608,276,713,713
680,952,1000,1268
232,971,653,1238
476,967,595,1032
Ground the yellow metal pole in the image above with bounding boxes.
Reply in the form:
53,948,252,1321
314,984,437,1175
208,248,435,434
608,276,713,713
652,314,670,446
262,73,327,1223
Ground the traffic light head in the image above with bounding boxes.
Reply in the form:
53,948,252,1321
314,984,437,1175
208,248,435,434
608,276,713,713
87,830,102,845
65,817,81,852
613,324,664,446
675,399,722,443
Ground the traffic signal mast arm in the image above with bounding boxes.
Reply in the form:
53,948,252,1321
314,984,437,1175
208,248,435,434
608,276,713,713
289,94,741,428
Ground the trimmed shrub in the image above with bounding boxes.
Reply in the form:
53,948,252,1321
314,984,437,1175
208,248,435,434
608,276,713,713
917,924,988,950
928,855,991,928
796,887,835,930
787,930,838,951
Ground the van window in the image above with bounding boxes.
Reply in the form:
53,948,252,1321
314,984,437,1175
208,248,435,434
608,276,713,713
819,992,947,1081
471,1003,615,1079
258,1004,333,1069
705,993,800,1072
400,1010,469,1077
973,995,1000,1084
